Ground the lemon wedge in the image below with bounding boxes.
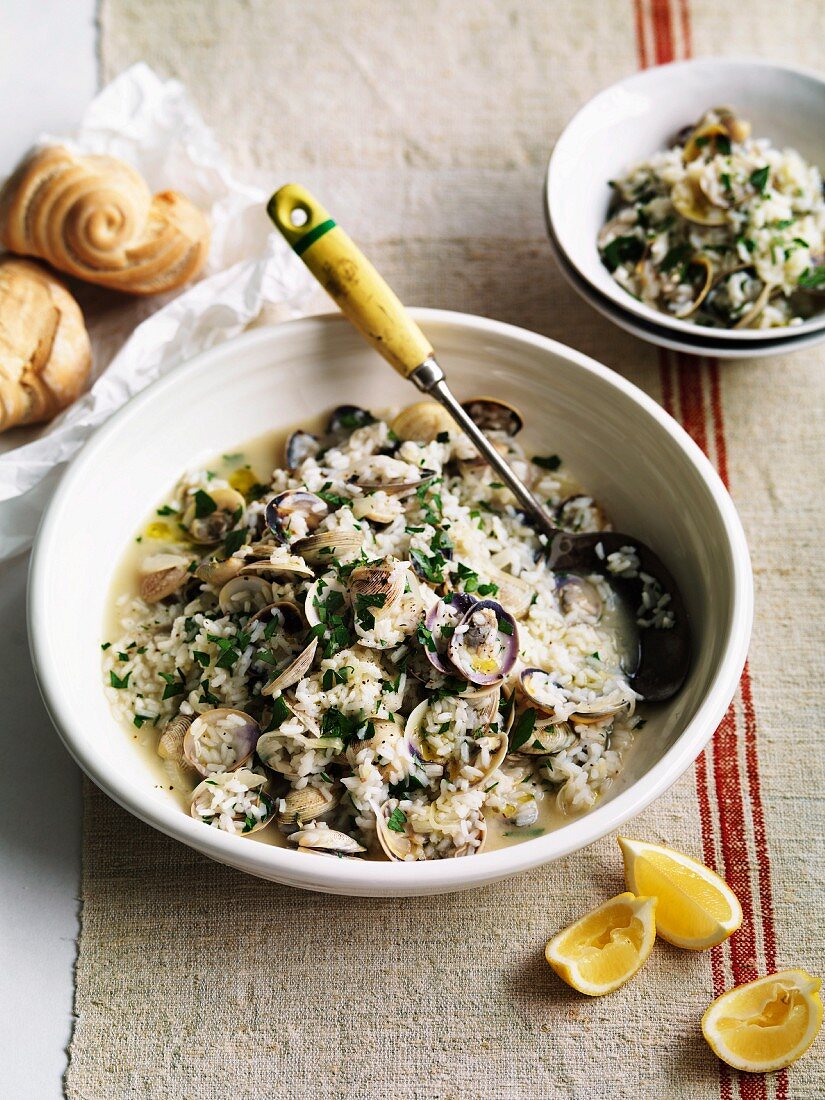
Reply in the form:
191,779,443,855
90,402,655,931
702,970,822,1073
545,891,656,996
618,836,742,950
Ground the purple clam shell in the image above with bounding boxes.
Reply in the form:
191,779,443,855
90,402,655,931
447,599,518,686
423,592,477,675
265,490,328,544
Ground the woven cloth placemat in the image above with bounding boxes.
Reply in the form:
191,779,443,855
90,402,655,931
66,2,824,1097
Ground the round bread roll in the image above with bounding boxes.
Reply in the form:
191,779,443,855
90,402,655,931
0,257,92,432
0,145,209,296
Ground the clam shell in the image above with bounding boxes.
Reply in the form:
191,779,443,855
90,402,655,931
195,556,245,586
261,637,318,696
293,529,364,564
218,574,273,615
182,487,246,546
182,708,260,777
265,490,329,544
460,396,523,436
289,824,366,854
156,714,194,769
447,599,518,686
139,554,190,602
391,400,455,443
277,784,340,828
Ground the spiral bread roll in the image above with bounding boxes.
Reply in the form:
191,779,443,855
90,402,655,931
0,258,92,432
0,146,209,296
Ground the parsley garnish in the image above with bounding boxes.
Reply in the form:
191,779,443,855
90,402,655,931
660,243,692,274
799,265,825,290
510,708,537,752
193,489,217,519
601,235,644,273
532,454,561,471
109,669,131,689
386,807,407,833
749,166,769,194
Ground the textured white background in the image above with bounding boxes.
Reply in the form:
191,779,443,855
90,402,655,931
0,4,97,1097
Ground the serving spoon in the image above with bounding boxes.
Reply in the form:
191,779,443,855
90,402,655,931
267,184,690,701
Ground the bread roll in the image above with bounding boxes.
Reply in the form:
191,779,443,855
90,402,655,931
0,145,209,296
0,257,92,432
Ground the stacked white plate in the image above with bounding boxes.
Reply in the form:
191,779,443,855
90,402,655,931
545,59,825,360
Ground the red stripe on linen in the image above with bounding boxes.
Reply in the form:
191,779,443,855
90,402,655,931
650,0,675,64
633,0,649,68
638,2,783,1095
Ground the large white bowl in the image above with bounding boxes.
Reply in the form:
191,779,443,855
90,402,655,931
28,311,753,896
547,58,825,346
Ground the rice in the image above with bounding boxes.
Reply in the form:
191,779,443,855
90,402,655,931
599,107,825,329
102,401,660,859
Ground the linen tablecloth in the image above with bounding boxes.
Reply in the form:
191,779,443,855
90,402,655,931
66,2,825,1097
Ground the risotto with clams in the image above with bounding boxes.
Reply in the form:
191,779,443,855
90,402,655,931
103,399,649,861
599,106,825,329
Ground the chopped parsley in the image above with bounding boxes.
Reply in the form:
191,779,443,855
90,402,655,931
799,265,825,290
749,165,769,194
385,807,408,833
532,454,561,471
193,489,217,519
660,243,692,274
109,669,131,690
510,708,537,752
601,235,644,273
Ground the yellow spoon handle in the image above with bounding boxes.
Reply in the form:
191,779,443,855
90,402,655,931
267,184,433,379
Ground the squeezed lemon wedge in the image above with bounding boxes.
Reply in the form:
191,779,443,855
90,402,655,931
545,892,656,996
702,970,822,1072
618,836,742,950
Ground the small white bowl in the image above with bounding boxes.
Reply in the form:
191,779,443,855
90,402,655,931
546,219,825,360
28,311,752,896
546,58,825,345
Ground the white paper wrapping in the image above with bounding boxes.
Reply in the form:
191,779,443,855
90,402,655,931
0,63,313,559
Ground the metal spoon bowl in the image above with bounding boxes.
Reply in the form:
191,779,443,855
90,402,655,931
267,184,691,701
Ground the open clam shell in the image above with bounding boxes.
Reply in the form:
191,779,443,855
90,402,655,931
218,574,273,615
450,731,509,789
265,490,329,544
556,574,603,624
182,708,260,777
372,800,417,861
195,555,245,587
292,528,364,565
256,728,343,771
519,668,631,726
347,558,406,608
347,455,435,496
139,553,191,603
447,599,518,687
672,175,727,227
261,637,318,697
422,591,477,675
460,396,523,436
190,768,274,835
672,254,714,319
284,430,319,469
182,487,246,546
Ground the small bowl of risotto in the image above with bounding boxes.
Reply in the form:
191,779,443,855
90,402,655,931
547,58,825,352
28,311,752,896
